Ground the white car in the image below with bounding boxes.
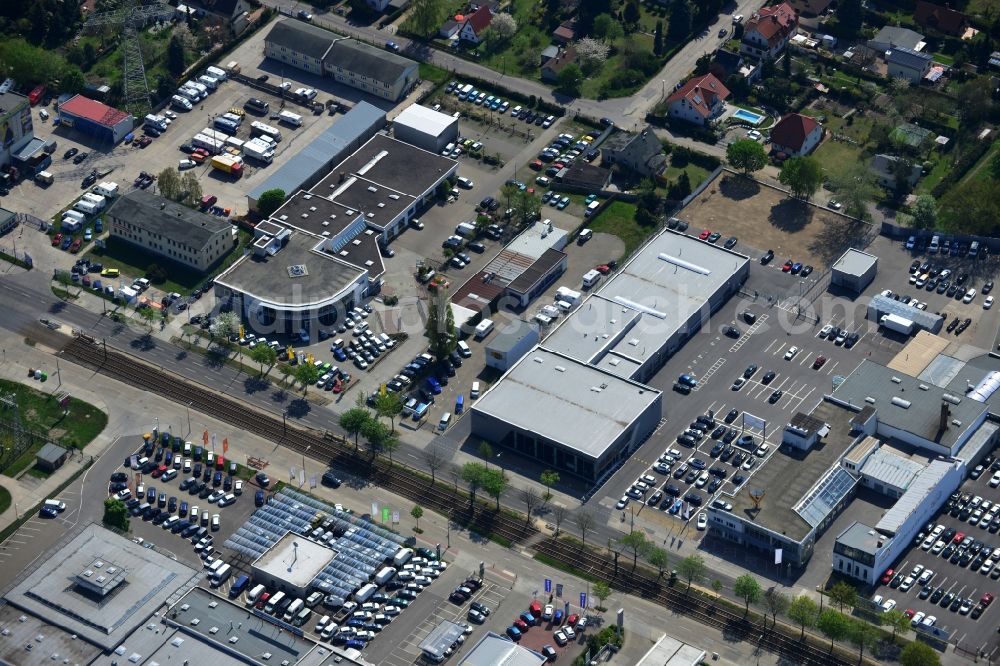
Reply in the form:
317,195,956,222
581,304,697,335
697,512,708,530
921,535,935,550
819,324,834,338
990,471,1000,488
784,346,799,360
881,598,896,612
922,615,937,627
731,378,746,390
964,288,978,304
899,576,915,592
985,296,995,309
911,611,926,627
931,540,946,554
179,159,196,170
747,129,762,141
615,496,629,510
542,604,554,621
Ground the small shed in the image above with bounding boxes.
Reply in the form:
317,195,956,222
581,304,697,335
485,319,540,372
831,248,878,294
36,442,69,472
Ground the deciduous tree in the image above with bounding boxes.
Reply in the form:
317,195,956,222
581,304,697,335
411,505,423,529
490,13,517,42
881,608,911,640
828,581,858,612
577,509,594,547
676,555,706,593
461,462,487,503
248,342,277,376
556,63,584,96
618,530,649,569
103,497,129,531
816,610,851,652
779,156,824,200
667,0,692,45
293,361,319,394
424,445,445,482
763,587,789,628
576,37,610,68
734,574,762,616
900,640,941,666
592,14,623,42
157,168,181,200
726,139,768,175
425,289,456,359
406,0,446,37
787,594,819,638
647,546,669,577
374,391,404,432
339,407,371,451
592,580,611,610
539,470,559,504
520,486,540,523
257,188,286,217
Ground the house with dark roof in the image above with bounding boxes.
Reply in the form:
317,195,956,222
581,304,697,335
914,1,968,36
709,49,759,82
539,45,560,65
788,0,833,17
665,73,730,126
601,127,666,178
740,2,798,60
558,163,612,191
552,20,577,45
107,190,236,273
440,19,461,39
188,0,251,35
541,46,580,83
459,6,493,43
867,26,924,55
872,154,923,189
887,46,932,83
769,113,823,157
264,20,418,101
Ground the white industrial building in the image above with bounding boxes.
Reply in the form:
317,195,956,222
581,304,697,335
252,531,337,598
392,103,459,154
485,318,540,372
830,248,878,294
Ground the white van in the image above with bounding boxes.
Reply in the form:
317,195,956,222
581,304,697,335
35,171,53,185
393,547,413,566
582,269,601,289
556,300,573,313
205,66,228,81
456,176,474,189
471,382,480,399
438,412,451,431
44,498,66,512
198,75,219,90
355,583,378,603
265,591,286,613
474,319,494,339
374,566,396,586
283,598,304,622
585,200,601,217
247,583,266,605
578,228,593,243
929,235,941,253
457,341,472,357
534,313,553,326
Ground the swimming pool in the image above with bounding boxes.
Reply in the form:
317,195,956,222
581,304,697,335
733,108,765,125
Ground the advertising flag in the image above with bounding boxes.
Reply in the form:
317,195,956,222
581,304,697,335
203,429,209,445
222,438,229,453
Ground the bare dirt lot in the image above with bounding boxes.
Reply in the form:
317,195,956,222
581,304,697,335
680,173,877,268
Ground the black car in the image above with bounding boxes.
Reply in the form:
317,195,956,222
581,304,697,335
800,265,813,277
723,325,740,338
743,364,758,379
322,470,342,487
664,484,681,496
725,409,739,424
724,236,738,249
689,458,707,470
179,143,195,153
110,471,128,483
467,241,486,253
761,249,774,264
600,117,614,127
684,492,703,506
256,74,269,82
761,371,776,384
984,280,994,294
769,390,783,403
82,173,97,188
711,426,726,440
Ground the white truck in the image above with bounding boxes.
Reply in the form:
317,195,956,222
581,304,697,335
455,221,476,237
474,319,494,339
243,139,274,164
879,313,914,336
250,120,282,142
277,110,302,127
555,286,581,306
192,133,225,154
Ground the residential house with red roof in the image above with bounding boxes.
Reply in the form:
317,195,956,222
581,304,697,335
740,2,799,61
914,1,968,36
459,6,493,44
769,113,823,157
665,73,730,126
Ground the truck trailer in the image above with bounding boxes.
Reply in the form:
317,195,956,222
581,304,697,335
249,121,282,142
243,139,274,164
210,154,243,177
192,134,225,154
879,313,914,336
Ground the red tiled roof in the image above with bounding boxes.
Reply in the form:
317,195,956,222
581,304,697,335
464,6,493,36
553,25,575,40
59,94,130,127
914,1,967,35
769,113,820,151
747,2,798,44
665,73,730,118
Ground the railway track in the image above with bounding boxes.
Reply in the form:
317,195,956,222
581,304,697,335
62,336,850,664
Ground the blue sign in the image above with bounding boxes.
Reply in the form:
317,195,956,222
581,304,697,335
580,592,587,608
544,578,551,593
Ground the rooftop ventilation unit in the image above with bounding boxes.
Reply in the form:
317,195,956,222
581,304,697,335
943,394,962,404
555,366,566,372
389,194,400,200
309,206,317,212
919,384,929,391
891,397,911,408
891,377,902,384
303,194,312,200
657,253,711,275
367,186,377,193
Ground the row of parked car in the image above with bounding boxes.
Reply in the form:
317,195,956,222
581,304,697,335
505,599,588,655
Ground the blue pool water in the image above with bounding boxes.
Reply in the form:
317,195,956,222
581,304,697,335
733,108,765,125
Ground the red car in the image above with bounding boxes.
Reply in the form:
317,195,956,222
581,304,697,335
529,160,543,171
595,264,611,275
137,136,152,148
903,608,916,619
69,238,82,253
699,229,712,240
812,356,827,369
529,600,542,618
982,592,994,607
514,618,529,631
953,531,965,544
255,592,270,610
151,464,167,478
566,613,579,627
781,260,793,272
193,148,209,158
552,162,565,170
51,232,63,247
880,568,894,585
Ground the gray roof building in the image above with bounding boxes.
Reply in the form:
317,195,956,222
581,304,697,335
264,19,338,60
886,45,933,70
459,632,548,665
867,293,944,333
831,248,878,293
35,442,68,469
876,460,955,535
600,127,667,178
421,621,468,662
859,447,925,491
868,26,924,52
836,521,883,557
109,190,231,249
327,40,415,86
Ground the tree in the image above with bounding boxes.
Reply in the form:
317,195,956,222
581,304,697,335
939,178,1000,236
138,307,156,332
424,445,445,482
248,342,277,375
653,20,664,56
293,362,320,394
828,581,858,612
829,167,878,221
734,574,762,616
647,546,669,577
623,0,640,26
361,418,392,459
212,311,240,341
520,486,540,523
167,35,186,77
787,594,819,639
676,555,706,593
727,139,768,176
556,63,584,96
909,194,938,229
763,587,789,628
478,441,493,466
481,467,508,511
461,462,487,503
539,470,559,505
340,407,371,451
490,13,517,42
257,188,286,217
576,37,610,71
618,530,649,569
900,640,941,666
816,610,851,652
667,0,692,45
425,290,456,360
838,0,864,38
552,504,568,534
881,608,911,640
512,190,542,228
181,172,201,206
592,580,611,610
103,497,129,531
577,510,594,547
782,49,792,78
157,167,181,201
779,156,824,200
411,505,423,529
407,0,446,37
374,391,404,432
847,618,876,663
711,579,723,602
592,14,623,42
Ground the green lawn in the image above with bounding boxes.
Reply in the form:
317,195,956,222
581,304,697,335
0,377,107,477
84,229,251,295
663,162,710,187
815,139,866,175
588,200,657,259
419,63,450,85
917,155,953,193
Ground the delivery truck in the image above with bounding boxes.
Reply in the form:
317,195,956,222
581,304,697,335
211,154,243,177
201,127,230,142
192,134,225,154
555,286,581,306
243,139,274,164
277,110,302,127
879,313,914,336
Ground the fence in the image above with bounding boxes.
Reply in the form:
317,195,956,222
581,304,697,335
0,245,33,269
880,222,1000,254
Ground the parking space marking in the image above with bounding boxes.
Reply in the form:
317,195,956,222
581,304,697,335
825,361,839,376
691,358,726,392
